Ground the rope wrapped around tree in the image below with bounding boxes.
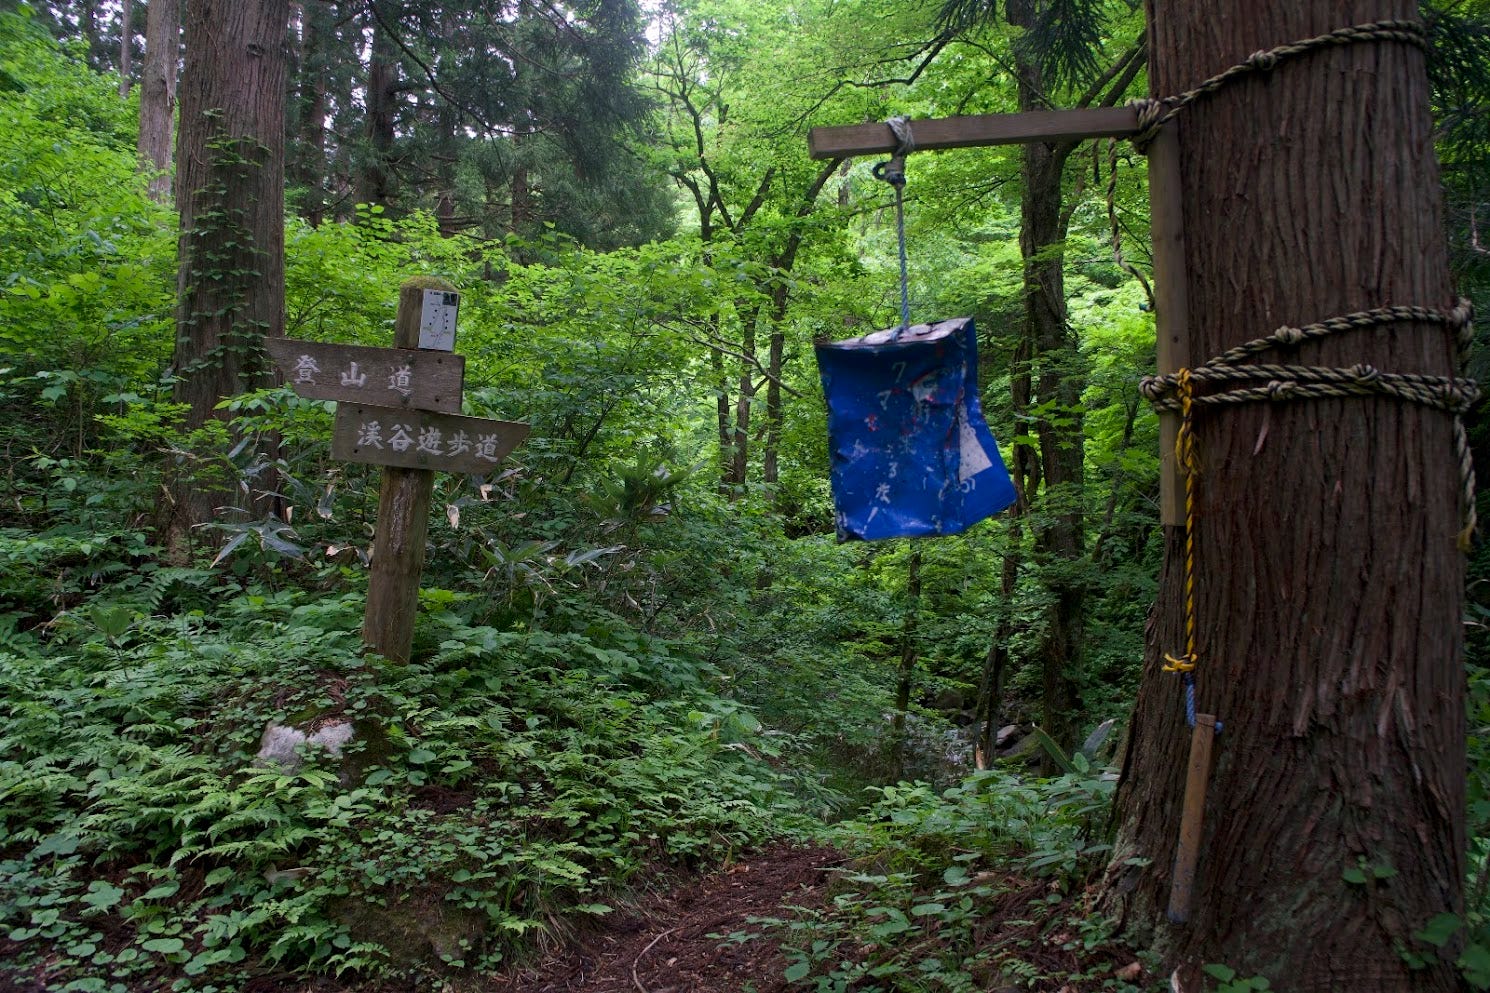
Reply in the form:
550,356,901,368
1139,301,1479,545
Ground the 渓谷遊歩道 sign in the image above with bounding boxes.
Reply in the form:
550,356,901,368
331,403,530,474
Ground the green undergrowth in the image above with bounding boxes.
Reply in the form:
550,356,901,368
0,575,812,990
725,757,1161,992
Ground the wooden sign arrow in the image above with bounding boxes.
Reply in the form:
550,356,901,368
332,402,529,474
264,338,465,413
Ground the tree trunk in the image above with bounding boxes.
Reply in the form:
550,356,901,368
727,311,756,493
165,0,290,552
763,322,784,487
977,333,1033,768
892,545,923,778
1098,4,1465,989
361,0,399,209
1008,0,1085,752
117,0,132,96
292,0,328,224
712,342,732,493
137,0,178,202
80,2,103,70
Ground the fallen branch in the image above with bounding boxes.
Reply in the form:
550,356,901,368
632,925,683,993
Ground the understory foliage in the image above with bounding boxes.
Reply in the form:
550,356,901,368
0,562,811,986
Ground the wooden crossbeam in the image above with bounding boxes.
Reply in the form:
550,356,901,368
807,106,1140,159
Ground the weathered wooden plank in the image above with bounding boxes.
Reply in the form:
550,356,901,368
1149,127,1190,527
1166,713,1216,924
334,403,530,474
265,337,465,413
808,106,1141,160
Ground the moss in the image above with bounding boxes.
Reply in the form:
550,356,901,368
329,887,486,969
400,275,456,291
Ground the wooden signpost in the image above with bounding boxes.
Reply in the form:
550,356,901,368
268,277,529,662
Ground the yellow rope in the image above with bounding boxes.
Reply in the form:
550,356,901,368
1163,368,1199,675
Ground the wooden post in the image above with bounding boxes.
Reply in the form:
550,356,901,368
1148,126,1190,527
1166,712,1216,923
363,277,453,662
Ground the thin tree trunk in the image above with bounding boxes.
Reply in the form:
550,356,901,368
164,0,290,553
117,0,132,96
892,545,923,778
292,0,328,224
976,332,1034,767
728,311,756,492
763,322,784,487
712,341,732,493
80,2,103,69
1098,5,1464,989
1009,0,1084,753
137,0,178,202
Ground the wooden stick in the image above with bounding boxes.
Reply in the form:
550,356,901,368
1148,126,1190,527
807,107,1140,159
1167,712,1217,924
362,278,454,663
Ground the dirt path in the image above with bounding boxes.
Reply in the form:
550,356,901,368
489,843,842,993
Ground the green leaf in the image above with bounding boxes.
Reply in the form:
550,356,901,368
141,880,179,900
81,881,124,911
1456,941,1490,989
1416,913,1463,948
35,832,79,857
1203,964,1237,982
408,747,436,764
1342,866,1367,885
783,960,811,982
141,937,185,954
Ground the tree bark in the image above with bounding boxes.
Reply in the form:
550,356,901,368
117,0,133,96
892,545,923,778
291,0,329,224
1008,0,1085,752
137,0,178,202
361,0,399,209
165,0,290,551
1098,4,1465,989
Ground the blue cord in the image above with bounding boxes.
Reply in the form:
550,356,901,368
1183,672,1223,733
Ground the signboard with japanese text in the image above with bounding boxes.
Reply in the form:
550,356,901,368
331,403,529,474
264,338,465,413
417,289,460,351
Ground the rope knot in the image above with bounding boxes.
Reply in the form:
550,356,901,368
1266,380,1295,399
1350,363,1381,385
1246,49,1279,71
1138,374,1169,402
1275,325,1306,347
1450,297,1474,329
1163,653,1198,674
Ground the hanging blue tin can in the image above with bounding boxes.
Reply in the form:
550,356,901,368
815,316,1016,541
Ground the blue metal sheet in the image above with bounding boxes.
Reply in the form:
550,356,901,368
815,316,1016,541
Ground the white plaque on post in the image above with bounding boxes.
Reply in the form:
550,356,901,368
417,289,460,351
